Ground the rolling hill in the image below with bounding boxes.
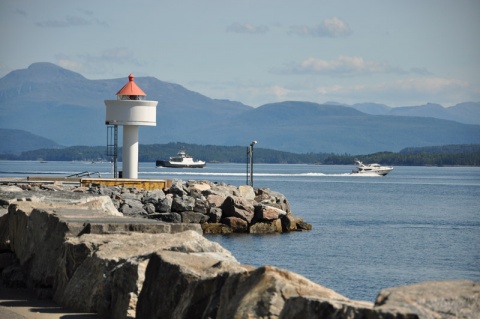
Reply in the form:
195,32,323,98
0,128,61,154
1,63,479,154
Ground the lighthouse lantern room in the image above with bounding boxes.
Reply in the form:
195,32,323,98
105,74,158,179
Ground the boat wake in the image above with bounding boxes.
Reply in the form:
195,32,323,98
140,171,381,178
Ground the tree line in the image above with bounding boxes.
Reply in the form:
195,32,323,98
1,142,479,166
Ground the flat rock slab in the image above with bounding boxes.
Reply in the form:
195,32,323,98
0,187,120,216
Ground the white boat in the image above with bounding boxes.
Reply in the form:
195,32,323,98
352,160,393,176
156,150,206,168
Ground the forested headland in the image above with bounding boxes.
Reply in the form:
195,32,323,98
1,143,479,167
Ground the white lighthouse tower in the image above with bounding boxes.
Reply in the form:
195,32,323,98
105,74,158,179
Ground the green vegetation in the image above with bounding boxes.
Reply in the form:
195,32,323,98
1,143,479,166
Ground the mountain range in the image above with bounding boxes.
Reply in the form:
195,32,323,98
0,62,479,154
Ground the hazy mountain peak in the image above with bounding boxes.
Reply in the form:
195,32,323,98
0,63,479,154
1,62,86,87
350,102,392,115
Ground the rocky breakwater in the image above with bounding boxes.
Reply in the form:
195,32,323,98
86,179,312,234
0,181,479,319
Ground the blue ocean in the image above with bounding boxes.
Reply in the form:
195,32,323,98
1,161,479,302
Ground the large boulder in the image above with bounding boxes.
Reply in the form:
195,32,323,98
136,250,249,319
54,230,236,317
7,199,202,289
216,265,355,318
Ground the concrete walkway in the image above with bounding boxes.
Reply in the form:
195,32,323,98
0,288,98,319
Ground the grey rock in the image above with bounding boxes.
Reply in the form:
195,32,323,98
169,180,186,197
144,203,156,214
149,212,182,223
202,222,232,234
207,207,222,223
1,263,27,288
206,194,226,208
180,211,208,224
120,203,147,217
171,196,195,212
142,189,165,204
136,250,246,319
249,221,277,234
122,198,143,208
8,200,202,290
256,188,291,213
210,183,239,197
238,185,255,200
55,231,233,316
374,280,480,319
254,205,287,221
155,196,172,213
193,197,209,214
221,196,255,223
216,265,352,319
221,216,248,233
279,296,384,319
119,191,142,201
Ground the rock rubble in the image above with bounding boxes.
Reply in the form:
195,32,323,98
84,179,312,234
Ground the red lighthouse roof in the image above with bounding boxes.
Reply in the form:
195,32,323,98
116,74,146,96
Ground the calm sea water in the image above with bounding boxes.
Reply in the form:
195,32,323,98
1,161,479,301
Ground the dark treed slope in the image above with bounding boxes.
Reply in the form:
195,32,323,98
2,142,479,167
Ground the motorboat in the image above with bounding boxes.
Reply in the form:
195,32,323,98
352,160,393,176
156,150,206,168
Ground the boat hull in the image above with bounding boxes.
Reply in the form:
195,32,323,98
156,160,205,168
353,168,393,176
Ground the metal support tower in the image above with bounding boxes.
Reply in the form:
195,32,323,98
107,125,118,178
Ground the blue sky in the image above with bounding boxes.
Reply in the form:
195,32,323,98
1,0,479,107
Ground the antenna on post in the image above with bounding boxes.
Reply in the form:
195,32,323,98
249,141,257,187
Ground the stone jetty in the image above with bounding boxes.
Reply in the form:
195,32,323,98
0,180,478,319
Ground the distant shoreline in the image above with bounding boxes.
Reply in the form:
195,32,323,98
1,143,480,167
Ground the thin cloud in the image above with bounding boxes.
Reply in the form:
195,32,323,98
35,10,107,28
393,77,469,93
280,56,404,76
96,48,142,66
14,8,27,17
313,76,473,107
226,22,269,34
289,17,352,38
55,48,142,77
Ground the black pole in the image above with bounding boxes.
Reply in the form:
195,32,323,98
246,146,249,185
250,144,253,186
249,141,256,187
